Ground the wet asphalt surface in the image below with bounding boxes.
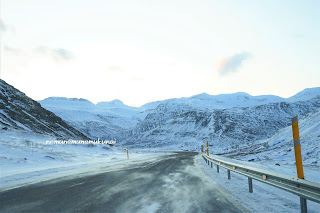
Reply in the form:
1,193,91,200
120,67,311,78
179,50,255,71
0,152,247,213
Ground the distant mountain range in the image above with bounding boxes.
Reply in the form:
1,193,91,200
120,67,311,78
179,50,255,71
1,78,319,166
38,97,150,140
0,79,87,139
38,87,320,151
1,77,319,153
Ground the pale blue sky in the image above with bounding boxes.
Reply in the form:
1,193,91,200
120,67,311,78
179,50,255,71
1,0,320,106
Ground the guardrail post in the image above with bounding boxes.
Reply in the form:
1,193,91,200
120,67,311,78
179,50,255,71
300,197,307,213
208,160,209,165
211,162,212,168
217,165,219,173
248,177,253,193
228,170,231,179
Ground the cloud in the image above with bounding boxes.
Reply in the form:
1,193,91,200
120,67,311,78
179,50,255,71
4,45,74,62
4,45,24,55
34,47,74,61
106,66,124,73
131,76,144,81
217,52,252,76
0,18,8,35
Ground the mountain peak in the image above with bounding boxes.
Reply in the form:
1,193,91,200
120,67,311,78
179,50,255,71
190,93,211,99
109,99,124,105
39,97,94,109
288,87,320,102
96,99,128,108
42,97,92,103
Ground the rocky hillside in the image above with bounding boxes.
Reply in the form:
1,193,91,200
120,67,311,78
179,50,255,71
0,79,88,139
118,96,320,151
226,107,320,167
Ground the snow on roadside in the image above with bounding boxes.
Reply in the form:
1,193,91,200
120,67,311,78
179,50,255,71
0,129,167,191
197,154,320,213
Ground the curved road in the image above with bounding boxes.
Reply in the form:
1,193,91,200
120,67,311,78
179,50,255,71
0,152,247,212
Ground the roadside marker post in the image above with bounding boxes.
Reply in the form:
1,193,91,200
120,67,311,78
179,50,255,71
291,115,307,213
127,150,129,159
207,141,209,156
291,115,304,179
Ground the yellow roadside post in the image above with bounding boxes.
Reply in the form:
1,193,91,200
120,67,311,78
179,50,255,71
207,141,209,156
291,115,307,213
201,145,204,153
291,115,304,179
127,150,129,159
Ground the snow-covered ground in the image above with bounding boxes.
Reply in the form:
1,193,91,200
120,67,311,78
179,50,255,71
198,154,320,213
0,129,167,191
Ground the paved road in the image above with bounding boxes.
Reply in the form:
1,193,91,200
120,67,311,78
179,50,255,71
0,152,247,213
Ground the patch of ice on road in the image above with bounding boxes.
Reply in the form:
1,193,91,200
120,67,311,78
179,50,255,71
162,172,181,190
143,202,161,213
68,181,86,188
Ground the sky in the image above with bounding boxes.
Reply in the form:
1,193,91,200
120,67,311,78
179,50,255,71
1,0,320,106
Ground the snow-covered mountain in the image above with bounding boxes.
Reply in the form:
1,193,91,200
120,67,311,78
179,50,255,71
39,92,284,140
39,97,148,139
1,78,319,159
0,79,87,139
287,87,320,102
119,96,320,150
38,87,320,150
166,92,285,110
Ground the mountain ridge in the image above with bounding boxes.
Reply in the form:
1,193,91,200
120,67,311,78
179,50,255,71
40,87,320,110
0,79,88,139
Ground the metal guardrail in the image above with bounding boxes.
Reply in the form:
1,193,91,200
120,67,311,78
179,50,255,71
201,152,320,213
